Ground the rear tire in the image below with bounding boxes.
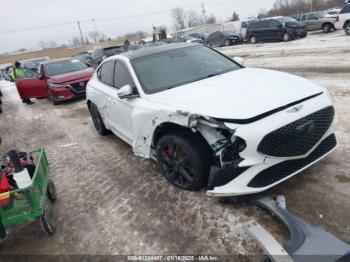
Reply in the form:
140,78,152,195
224,39,231,46
156,130,211,191
345,22,350,35
322,23,331,33
89,103,110,136
40,200,56,235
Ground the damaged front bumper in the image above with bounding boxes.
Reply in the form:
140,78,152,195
204,98,336,197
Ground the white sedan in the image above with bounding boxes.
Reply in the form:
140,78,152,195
86,43,336,197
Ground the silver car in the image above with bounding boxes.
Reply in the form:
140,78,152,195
292,11,336,33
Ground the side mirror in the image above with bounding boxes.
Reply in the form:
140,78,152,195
117,84,133,98
233,56,245,66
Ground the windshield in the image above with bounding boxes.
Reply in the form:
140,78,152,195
132,45,241,94
316,12,327,18
22,58,48,70
45,59,87,76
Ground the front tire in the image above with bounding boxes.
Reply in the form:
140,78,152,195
322,23,332,33
249,35,257,44
345,22,350,35
89,103,110,136
282,32,291,42
48,89,58,105
156,130,211,191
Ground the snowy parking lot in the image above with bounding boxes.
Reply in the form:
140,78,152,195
0,30,349,256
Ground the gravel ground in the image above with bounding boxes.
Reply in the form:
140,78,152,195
0,30,349,256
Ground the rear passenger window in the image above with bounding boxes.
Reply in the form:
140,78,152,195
114,61,135,89
98,60,115,86
302,15,307,21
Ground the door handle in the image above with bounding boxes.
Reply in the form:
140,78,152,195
108,97,116,102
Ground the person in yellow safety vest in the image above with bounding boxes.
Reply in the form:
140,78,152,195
11,61,34,105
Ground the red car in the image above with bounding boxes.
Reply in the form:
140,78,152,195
15,58,94,105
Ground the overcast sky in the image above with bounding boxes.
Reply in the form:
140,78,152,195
0,0,275,52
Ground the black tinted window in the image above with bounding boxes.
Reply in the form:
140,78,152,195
114,61,135,88
210,32,220,38
248,22,258,29
341,5,350,13
270,20,281,28
98,60,115,86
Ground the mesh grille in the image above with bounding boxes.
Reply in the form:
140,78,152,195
248,134,337,188
258,106,334,157
208,166,249,189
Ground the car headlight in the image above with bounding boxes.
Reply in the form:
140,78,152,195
48,83,68,88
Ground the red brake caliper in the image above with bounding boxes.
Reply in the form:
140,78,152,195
167,147,174,157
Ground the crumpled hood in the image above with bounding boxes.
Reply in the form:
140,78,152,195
146,68,325,119
47,67,94,84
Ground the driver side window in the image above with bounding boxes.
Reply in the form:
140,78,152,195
98,60,115,86
307,14,318,20
114,61,136,91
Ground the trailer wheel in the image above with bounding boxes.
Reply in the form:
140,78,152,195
47,179,57,203
40,200,56,235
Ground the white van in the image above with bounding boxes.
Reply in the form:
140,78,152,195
221,20,254,40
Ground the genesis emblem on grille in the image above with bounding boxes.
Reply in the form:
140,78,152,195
79,81,85,87
287,104,303,113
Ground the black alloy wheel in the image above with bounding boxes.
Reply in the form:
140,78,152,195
156,131,211,190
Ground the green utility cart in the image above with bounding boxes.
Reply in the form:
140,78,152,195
0,148,57,239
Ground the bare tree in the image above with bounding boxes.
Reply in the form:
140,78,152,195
187,10,202,28
88,31,107,44
231,11,240,21
71,37,82,47
37,40,57,49
123,30,148,38
206,14,217,24
171,7,187,30
38,41,47,49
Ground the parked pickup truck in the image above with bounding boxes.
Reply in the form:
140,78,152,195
15,58,94,105
292,11,336,33
334,4,350,35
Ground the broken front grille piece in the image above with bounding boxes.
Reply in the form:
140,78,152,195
249,134,337,188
